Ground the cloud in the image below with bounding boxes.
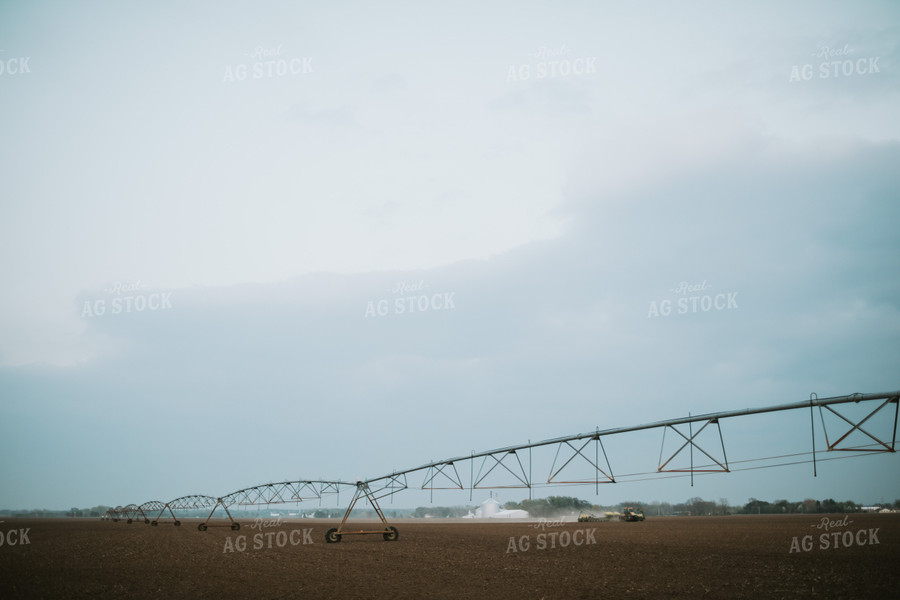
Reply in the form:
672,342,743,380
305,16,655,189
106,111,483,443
2,0,899,508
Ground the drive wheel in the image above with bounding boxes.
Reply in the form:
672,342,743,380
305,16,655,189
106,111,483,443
325,528,341,543
231,522,240,531
383,526,399,541
174,520,181,527
198,523,208,531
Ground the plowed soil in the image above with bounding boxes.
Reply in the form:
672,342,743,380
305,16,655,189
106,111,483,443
0,514,896,599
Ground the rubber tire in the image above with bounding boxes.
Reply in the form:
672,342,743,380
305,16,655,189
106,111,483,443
174,521,181,527
151,521,158,526
231,522,240,531
126,519,132,524
383,526,399,541
325,528,341,543
198,523,208,531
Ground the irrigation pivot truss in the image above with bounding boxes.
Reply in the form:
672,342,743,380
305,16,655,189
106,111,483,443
145,495,219,528
355,390,899,499
107,389,899,542
201,480,353,532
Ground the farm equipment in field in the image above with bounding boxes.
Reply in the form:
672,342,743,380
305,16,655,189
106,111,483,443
621,507,645,521
578,510,631,522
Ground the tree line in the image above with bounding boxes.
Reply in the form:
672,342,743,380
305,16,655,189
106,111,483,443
503,496,900,517
4,496,897,519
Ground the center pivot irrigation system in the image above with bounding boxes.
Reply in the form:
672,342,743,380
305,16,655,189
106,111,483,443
105,390,899,542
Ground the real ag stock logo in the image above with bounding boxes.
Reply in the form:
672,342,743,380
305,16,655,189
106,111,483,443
788,515,881,553
222,517,315,553
0,522,31,548
506,524,598,554
506,44,597,83
223,43,313,82
647,279,738,318
0,49,31,76
80,280,173,318
789,43,881,82
364,280,456,318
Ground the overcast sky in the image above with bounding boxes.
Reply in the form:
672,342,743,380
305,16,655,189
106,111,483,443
1,1,899,511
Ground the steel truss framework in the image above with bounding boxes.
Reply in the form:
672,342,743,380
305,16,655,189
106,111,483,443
108,390,899,540
105,503,154,524
148,494,219,528
325,481,399,543
200,480,353,532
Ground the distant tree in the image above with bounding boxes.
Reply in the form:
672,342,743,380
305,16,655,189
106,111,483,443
741,498,775,514
672,500,692,515
686,497,716,516
718,498,730,515
735,497,865,515
412,505,472,518
547,496,591,512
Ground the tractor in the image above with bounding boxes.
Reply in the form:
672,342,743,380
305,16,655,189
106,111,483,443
621,507,645,521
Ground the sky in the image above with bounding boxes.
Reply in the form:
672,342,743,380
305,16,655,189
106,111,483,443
1,0,899,511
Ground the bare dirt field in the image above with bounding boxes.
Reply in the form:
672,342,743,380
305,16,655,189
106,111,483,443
0,514,896,599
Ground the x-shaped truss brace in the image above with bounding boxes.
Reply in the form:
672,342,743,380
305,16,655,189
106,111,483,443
422,462,464,490
547,436,615,485
819,396,898,452
366,474,408,501
474,450,530,488
658,418,729,473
